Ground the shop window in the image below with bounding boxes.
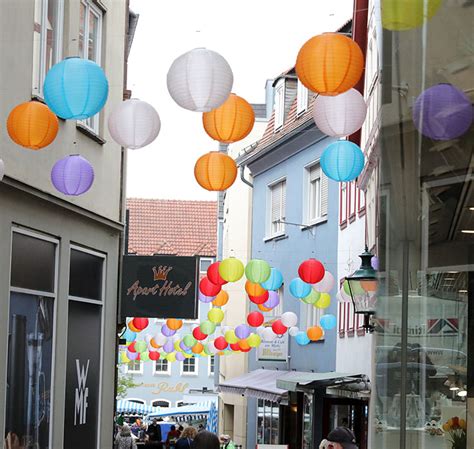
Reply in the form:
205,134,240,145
199,257,214,274
69,248,104,301
151,399,170,408
154,359,170,375
78,0,103,133
257,399,279,444
5,229,58,449
209,355,215,376
181,357,198,376
274,79,285,130
297,80,308,115
268,179,286,238
340,183,348,228
32,0,64,96
302,393,313,449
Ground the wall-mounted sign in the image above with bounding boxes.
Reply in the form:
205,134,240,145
121,256,198,320
257,333,288,362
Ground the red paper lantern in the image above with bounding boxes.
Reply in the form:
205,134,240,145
238,339,251,352
199,277,221,296
132,317,149,331
247,311,264,327
249,291,269,305
230,343,241,351
193,327,208,341
149,351,160,361
207,262,228,286
298,259,325,284
128,341,137,353
214,336,228,351
271,319,288,335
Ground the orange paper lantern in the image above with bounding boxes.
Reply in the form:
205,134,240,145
7,101,59,150
296,33,364,96
258,303,272,312
202,93,255,144
166,319,183,331
307,326,324,341
194,151,237,191
213,290,230,307
245,281,266,297
192,342,204,354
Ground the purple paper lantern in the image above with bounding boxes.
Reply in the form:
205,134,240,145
371,256,379,271
51,154,94,195
163,340,174,353
161,324,176,337
413,84,473,141
235,324,250,339
263,290,280,309
126,350,138,361
176,352,186,362
199,291,216,303
180,341,189,351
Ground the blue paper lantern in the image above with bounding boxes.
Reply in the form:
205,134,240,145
320,314,337,330
321,141,364,182
260,268,284,291
295,331,310,346
122,329,137,343
44,57,109,119
289,278,312,298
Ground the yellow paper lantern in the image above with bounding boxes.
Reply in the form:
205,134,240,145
225,330,239,344
208,307,225,324
194,151,237,191
315,292,331,309
381,0,442,31
219,257,245,282
165,353,176,362
213,290,229,307
296,33,364,96
202,93,255,144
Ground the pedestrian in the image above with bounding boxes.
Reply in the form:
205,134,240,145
165,425,180,449
178,425,184,437
175,426,197,449
219,434,235,449
146,418,163,446
115,423,138,449
197,424,205,433
320,426,358,449
192,430,220,449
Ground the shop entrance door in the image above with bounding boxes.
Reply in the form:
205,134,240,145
322,397,368,449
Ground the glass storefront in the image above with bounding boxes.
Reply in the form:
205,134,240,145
257,399,279,445
374,1,472,448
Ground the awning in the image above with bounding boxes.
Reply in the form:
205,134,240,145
147,401,215,420
116,399,159,415
219,369,307,403
276,372,368,392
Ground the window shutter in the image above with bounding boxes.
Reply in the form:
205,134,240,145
309,164,320,182
271,183,281,223
321,171,328,216
281,181,286,221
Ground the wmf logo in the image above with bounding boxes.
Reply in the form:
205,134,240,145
74,360,90,426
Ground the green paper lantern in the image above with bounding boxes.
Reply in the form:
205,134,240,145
208,307,225,324
141,352,150,362
302,289,321,304
204,344,213,356
219,257,245,282
183,334,197,347
225,330,239,344
247,333,262,348
315,292,331,309
245,259,271,283
200,320,217,335
134,340,147,353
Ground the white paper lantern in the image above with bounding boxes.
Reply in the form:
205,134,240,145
281,312,298,328
289,326,300,337
314,271,335,293
256,326,266,337
154,333,168,346
262,327,277,342
313,88,367,138
108,99,161,149
0,159,4,181
167,48,234,112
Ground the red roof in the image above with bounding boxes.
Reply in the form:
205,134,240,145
126,198,218,257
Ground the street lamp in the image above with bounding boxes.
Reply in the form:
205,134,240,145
346,247,377,332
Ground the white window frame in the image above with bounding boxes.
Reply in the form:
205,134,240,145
126,397,145,405
274,79,285,131
9,228,60,449
303,304,325,342
153,358,171,376
208,355,215,376
180,357,199,376
267,178,286,239
304,161,328,226
79,0,103,134
199,257,215,274
32,0,64,97
297,80,309,116
126,359,144,375
152,399,171,408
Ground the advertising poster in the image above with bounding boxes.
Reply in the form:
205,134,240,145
4,292,54,449
121,255,198,319
64,301,102,449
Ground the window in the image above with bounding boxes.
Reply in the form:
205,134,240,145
79,0,103,133
338,303,346,338
209,355,215,376
269,179,286,237
349,182,357,221
151,399,170,408
127,360,143,374
154,359,170,375
199,258,214,274
181,357,198,376
69,248,104,301
274,79,285,130
257,400,279,444
297,80,309,115
306,163,328,224
127,398,145,405
32,0,64,96
305,303,323,339
358,184,366,216
340,183,348,227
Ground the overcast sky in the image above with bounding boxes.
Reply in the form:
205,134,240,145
126,0,354,200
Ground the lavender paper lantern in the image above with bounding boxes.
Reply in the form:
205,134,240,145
199,291,215,303
413,84,473,141
235,324,250,339
263,290,280,309
161,324,176,337
163,340,174,353
51,155,94,196
176,352,186,362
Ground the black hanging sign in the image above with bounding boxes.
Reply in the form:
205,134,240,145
121,255,199,319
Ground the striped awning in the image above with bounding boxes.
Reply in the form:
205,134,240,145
116,399,160,415
147,401,215,420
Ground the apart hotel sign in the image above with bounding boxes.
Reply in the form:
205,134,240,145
121,255,198,319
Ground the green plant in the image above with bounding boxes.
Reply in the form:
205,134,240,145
116,373,141,399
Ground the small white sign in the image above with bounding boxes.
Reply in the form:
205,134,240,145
257,333,288,362
257,445,289,449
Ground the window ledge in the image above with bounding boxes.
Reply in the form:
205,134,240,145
181,373,198,377
349,213,356,224
301,217,328,231
153,373,171,377
264,233,288,243
76,122,106,145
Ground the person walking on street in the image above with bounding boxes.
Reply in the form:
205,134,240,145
146,418,163,446
175,427,197,449
192,430,220,449
320,426,358,449
165,425,180,449
115,423,138,449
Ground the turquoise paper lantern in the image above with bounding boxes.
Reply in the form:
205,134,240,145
321,141,364,182
295,331,310,346
260,268,284,291
320,314,337,330
289,278,312,298
44,57,109,119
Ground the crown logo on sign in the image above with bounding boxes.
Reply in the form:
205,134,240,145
153,266,173,281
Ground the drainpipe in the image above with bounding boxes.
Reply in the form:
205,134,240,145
240,164,253,188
